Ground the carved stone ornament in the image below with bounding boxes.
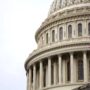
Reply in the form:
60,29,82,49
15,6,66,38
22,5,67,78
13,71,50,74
48,0,90,16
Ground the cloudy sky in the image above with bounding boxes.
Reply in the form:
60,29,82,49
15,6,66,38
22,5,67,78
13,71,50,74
0,0,52,90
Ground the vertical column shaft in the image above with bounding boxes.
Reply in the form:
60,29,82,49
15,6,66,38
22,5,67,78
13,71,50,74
40,61,43,88
70,53,74,83
48,57,51,86
33,64,36,90
29,68,31,90
58,55,62,84
83,51,88,82
27,72,29,90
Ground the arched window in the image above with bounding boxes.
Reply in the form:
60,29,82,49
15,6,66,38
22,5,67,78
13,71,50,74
78,23,82,37
88,23,90,35
46,33,48,44
42,36,43,46
78,59,84,80
67,61,70,81
68,25,72,39
52,30,55,42
59,27,63,41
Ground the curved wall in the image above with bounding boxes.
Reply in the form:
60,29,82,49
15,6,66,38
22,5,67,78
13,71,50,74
25,1,90,90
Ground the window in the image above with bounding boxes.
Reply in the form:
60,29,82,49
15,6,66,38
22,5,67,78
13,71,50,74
59,27,63,41
52,30,55,42
88,23,90,35
78,60,84,80
78,23,82,37
68,25,72,39
67,61,70,81
46,33,48,44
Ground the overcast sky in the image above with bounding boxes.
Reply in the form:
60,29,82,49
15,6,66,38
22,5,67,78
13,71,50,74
0,0,52,90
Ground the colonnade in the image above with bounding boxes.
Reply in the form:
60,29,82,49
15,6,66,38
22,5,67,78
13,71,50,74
27,51,90,90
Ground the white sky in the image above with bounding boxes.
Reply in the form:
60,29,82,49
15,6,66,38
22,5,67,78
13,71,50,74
0,0,52,90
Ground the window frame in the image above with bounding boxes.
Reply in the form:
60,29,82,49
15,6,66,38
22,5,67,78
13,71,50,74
59,27,63,41
78,23,82,37
52,30,55,42
46,33,48,44
68,25,72,39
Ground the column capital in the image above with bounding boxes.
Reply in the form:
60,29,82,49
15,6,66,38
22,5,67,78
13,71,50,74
33,64,36,69
48,56,51,60
40,60,42,63
70,52,74,55
83,51,87,53
58,54,62,57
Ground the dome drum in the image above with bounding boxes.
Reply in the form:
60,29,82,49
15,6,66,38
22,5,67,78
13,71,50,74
35,5,90,45
25,0,90,90
36,16,90,48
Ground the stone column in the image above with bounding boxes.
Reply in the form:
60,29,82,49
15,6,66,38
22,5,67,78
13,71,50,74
83,51,88,82
48,57,51,86
40,61,43,88
54,61,57,84
29,68,31,90
70,52,74,83
33,64,36,90
58,55,62,84
27,72,29,90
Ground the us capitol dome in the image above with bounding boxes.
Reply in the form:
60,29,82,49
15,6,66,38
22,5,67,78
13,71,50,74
25,0,90,90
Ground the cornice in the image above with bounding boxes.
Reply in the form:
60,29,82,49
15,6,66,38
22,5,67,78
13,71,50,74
25,37,90,71
26,43,90,71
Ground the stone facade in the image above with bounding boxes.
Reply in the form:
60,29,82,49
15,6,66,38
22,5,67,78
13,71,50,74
25,0,90,90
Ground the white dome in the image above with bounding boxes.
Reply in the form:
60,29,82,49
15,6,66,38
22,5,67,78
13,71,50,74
48,0,90,16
